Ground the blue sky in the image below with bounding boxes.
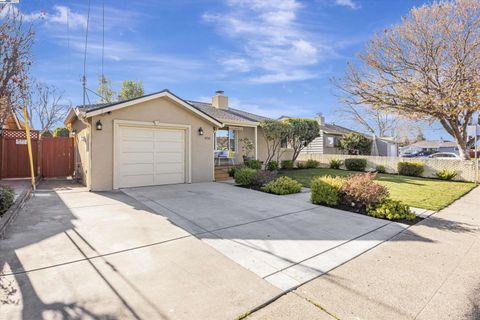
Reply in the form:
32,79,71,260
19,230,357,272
14,0,445,138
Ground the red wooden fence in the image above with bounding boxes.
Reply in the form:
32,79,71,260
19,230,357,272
0,129,40,178
0,129,74,179
41,137,74,178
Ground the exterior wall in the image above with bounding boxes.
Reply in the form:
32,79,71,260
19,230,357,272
89,97,216,191
72,118,90,187
297,153,478,182
302,131,324,154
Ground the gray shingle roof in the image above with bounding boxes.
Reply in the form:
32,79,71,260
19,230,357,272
320,123,360,135
73,90,271,126
409,140,457,149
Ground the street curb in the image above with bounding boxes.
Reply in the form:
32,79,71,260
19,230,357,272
0,177,40,239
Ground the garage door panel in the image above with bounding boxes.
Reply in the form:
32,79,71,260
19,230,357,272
154,173,184,185
121,153,154,164
155,162,184,173
155,152,183,163
116,124,187,188
154,141,184,153
120,163,155,175
119,175,155,188
154,130,184,141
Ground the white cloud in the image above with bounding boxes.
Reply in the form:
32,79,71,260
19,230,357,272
335,0,361,10
21,6,87,29
203,0,329,83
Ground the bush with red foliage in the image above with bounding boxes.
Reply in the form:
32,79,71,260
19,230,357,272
340,172,389,212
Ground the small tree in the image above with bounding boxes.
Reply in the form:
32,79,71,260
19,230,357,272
283,118,320,162
53,127,69,137
97,75,115,103
118,80,144,101
239,138,254,159
339,133,372,155
260,120,291,164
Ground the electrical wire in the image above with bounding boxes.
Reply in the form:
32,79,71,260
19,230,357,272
82,0,92,108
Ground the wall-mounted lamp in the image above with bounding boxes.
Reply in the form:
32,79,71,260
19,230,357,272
96,120,103,131
71,129,77,135
198,127,204,136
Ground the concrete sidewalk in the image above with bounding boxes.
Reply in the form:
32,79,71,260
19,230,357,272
247,186,480,320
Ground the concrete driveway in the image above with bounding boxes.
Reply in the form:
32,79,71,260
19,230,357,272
0,181,279,320
123,182,408,290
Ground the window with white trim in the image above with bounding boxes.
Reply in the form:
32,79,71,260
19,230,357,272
215,127,236,151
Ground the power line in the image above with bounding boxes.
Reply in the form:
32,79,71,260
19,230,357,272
102,0,105,78
82,0,91,108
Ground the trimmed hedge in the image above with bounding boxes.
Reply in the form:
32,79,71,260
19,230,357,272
296,162,306,169
244,159,262,170
266,161,279,171
261,176,302,195
367,199,416,221
281,160,294,170
0,186,14,216
311,176,345,206
344,158,367,171
376,165,386,173
234,168,257,186
398,161,424,177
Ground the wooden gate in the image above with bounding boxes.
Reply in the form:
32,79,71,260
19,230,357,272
41,137,74,178
0,129,41,178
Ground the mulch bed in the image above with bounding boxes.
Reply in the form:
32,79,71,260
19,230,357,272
335,203,424,226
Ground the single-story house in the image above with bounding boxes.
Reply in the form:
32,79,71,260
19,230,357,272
296,114,398,157
400,140,459,155
65,89,293,191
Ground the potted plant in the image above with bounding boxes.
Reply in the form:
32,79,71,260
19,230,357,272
240,138,254,161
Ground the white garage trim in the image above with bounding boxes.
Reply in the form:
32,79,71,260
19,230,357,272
113,120,192,189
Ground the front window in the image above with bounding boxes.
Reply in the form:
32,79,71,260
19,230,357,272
215,127,236,151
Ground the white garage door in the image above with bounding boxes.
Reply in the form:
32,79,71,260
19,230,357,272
115,125,186,188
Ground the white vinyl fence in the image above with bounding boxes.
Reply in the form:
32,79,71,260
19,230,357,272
297,153,478,182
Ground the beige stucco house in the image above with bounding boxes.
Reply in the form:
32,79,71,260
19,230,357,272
65,89,291,191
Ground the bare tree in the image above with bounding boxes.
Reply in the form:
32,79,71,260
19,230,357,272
338,104,400,137
0,5,34,125
28,82,69,133
336,0,480,159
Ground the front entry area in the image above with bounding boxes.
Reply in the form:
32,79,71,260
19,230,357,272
114,122,189,189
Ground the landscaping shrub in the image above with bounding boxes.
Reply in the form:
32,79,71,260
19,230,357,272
329,159,343,169
398,161,424,177
53,127,69,137
228,166,240,177
367,199,416,221
0,186,14,216
344,158,367,171
266,161,279,171
296,162,306,169
234,168,258,186
435,169,457,180
305,159,319,168
281,160,294,170
261,176,302,195
311,176,345,206
244,159,262,170
340,173,389,211
254,170,277,187
376,165,386,173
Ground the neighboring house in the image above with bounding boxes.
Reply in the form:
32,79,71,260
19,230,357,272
64,89,292,191
299,114,398,157
2,112,25,130
401,140,459,155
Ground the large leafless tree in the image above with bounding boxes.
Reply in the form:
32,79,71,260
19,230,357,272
338,104,400,137
0,5,34,125
337,0,480,159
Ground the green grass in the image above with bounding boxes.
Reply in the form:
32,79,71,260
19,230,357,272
280,168,475,211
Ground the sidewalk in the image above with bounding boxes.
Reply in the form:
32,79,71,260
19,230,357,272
247,186,480,320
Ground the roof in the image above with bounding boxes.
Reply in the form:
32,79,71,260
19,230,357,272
320,123,360,135
186,100,270,124
408,140,458,149
68,90,222,127
67,89,272,127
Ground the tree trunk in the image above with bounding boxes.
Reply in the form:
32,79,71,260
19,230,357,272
456,138,469,160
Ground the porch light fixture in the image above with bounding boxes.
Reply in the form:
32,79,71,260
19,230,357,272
198,127,204,136
96,120,103,131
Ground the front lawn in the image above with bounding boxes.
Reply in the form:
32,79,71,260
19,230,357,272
280,168,475,211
